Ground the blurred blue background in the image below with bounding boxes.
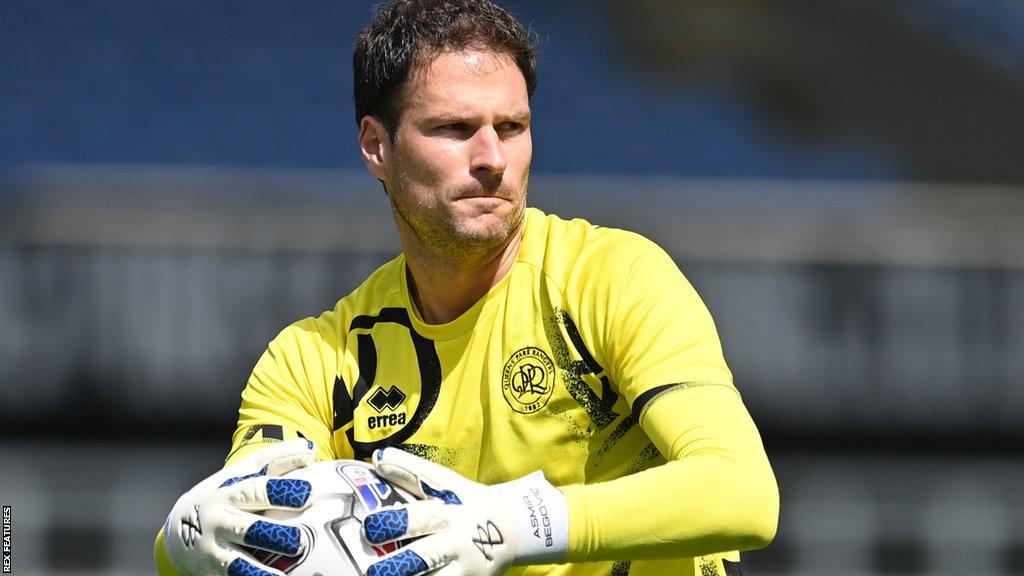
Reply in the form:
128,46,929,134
6,0,1023,180
2,1,1024,575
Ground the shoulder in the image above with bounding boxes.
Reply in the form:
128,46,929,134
336,253,406,315
521,208,676,286
272,253,406,349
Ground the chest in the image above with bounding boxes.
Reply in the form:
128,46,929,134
331,280,638,483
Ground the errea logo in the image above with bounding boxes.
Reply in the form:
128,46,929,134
368,386,405,412
365,386,407,430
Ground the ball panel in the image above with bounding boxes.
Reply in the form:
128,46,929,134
245,460,413,576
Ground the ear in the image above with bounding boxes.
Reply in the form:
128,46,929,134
359,116,391,183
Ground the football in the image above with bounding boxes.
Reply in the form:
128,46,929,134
244,460,413,575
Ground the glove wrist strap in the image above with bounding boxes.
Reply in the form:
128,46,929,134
495,471,569,564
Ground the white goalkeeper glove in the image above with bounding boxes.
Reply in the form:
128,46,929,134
164,439,316,576
362,448,569,576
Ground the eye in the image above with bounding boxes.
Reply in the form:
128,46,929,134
435,122,470,134
497,121,526,136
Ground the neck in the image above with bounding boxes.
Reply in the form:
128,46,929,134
403,222,525,325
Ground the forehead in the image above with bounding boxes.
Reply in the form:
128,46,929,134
401,50,529,118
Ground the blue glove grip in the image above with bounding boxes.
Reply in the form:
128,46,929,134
421,482,462,505
244,520,302,556
266,479,312,508
364,509,410,544
367,549,430,576
227,558,276,576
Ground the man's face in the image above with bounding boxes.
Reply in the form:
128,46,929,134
375,49,532,255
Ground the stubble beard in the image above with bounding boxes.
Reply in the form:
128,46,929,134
388,174,528,269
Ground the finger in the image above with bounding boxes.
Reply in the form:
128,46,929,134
364,500,452,544
206,542,288,576
427,563,465,576
216,508,307,557
223,554,287,576
377,532,461,574
257,439,317,476
222,476,313,511
219,440,316,489
365,548,435,576
373,448,466,503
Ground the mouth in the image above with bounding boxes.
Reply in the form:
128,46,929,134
454,190,509,202
454,196,509,210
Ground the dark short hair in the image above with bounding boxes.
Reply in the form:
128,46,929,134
353,0,537,138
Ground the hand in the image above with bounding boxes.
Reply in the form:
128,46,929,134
163,439,316,576
362,448,569,576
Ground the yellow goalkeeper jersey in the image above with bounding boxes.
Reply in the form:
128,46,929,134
225,207,771,576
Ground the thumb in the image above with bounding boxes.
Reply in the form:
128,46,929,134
223,475,314,512
212,439,315,491
262,439,317,476
373,448,470,502
246,438,317,476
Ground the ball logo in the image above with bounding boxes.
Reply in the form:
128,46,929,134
336,463,411,558
338,463,399,513
502,347,555,413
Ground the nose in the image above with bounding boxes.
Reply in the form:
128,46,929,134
469,126,507,177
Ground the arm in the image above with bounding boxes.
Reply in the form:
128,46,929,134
155,315,344,574
558,235,777,560
563,383,778,561
229,316,341,464
359,384,777,576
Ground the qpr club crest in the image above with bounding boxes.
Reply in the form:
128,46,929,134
501,347,555,413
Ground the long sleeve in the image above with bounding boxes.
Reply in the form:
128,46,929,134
561,383,778,561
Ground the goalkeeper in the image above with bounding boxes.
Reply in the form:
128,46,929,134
156,1,779,575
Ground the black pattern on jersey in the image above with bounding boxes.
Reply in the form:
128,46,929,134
595,413,638,459
699,555,743,576
610,561,631,576
631,383,681,419
353,333,378,407
723,559,743,576
242,424,283,442
395,443,438,460
396,443,461,470
699,556,719,576
333,374,353,431
543,306,619,430
626,443,662,474
331,307,443,460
